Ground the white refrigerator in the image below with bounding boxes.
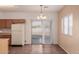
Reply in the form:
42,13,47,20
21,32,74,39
11,24,25,46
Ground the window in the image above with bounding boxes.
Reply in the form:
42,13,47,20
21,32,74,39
62,14,73,36
68,14,73,35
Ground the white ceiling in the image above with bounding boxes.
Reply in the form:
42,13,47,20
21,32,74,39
0,5,64,12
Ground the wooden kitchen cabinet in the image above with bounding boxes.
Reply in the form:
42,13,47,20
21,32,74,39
0,20,6,28
6,20,12,28
0,19,25,28
0,19,11,28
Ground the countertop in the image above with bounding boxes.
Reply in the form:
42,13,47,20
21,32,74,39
0,29,11,35
0,38,9,40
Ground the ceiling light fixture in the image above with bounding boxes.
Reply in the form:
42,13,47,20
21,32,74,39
37,5,47,20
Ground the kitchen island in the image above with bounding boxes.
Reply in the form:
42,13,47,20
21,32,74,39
0,38,9,54
0,29,11,45
0,29,11,54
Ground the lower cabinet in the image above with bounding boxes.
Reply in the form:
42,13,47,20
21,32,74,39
0,38,9,54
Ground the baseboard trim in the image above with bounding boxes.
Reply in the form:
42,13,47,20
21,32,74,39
58,44,70,54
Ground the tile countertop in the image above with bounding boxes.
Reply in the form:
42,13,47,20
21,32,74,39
0,29,11,35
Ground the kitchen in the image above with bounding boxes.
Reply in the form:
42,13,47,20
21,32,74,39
0,19,25,53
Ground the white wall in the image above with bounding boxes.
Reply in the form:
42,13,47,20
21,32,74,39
0,11,58,44
0,12,4,18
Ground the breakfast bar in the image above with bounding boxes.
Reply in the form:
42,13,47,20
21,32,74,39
0,38,9,54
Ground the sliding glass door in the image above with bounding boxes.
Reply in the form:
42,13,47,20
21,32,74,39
32,20,51,44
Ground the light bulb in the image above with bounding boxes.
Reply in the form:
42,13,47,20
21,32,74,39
43,16,47,19
40,14,43,19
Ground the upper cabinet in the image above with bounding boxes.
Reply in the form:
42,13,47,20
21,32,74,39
0,19,25,28
0,20,6,28
6,20,12,28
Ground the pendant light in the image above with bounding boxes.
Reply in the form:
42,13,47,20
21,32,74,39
37,5,47,20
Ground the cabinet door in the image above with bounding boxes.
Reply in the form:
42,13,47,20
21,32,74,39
0,19,25,28
6,20,12,28
0,20,6,28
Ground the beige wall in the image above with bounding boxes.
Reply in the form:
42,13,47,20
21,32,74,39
58,6,79,53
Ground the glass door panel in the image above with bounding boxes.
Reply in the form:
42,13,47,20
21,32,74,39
32,20,51,44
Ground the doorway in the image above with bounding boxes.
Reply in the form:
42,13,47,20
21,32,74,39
32,19,51,44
